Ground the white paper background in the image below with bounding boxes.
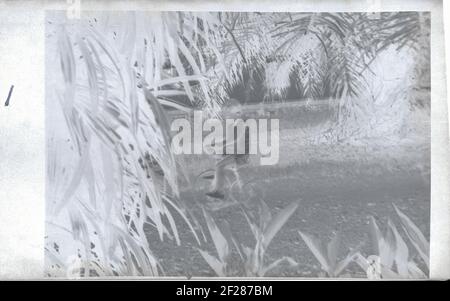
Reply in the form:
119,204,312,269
0,0,448,279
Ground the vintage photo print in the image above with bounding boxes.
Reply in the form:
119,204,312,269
44,8,434,278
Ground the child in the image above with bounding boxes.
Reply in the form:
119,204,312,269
206,98,250,199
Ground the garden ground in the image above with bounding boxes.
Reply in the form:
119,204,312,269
146,106,430,277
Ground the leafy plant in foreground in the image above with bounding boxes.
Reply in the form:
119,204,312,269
197,208,233,276
393,204,429,269
299,204,429,279
298,231,357,277
241,200,299,276
46,11,225,277
198,200,299,276
354,208,428,279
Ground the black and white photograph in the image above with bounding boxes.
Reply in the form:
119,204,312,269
42,9,435,279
